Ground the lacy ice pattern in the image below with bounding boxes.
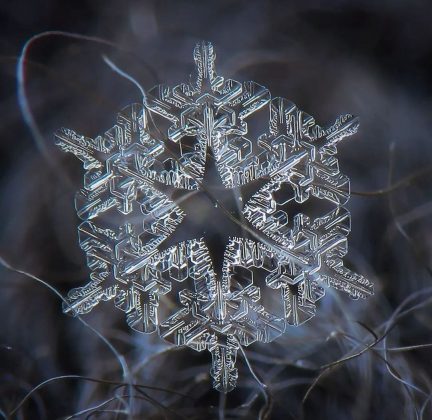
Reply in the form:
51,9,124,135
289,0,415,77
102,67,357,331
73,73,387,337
56,41,373,392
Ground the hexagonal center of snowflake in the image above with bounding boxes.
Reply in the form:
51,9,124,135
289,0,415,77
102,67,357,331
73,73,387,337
161,152,248,275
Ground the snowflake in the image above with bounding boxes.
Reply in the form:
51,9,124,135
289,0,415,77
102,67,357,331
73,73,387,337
56,41,373,392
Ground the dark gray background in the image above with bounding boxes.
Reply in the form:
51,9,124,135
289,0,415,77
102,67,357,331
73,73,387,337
1,1,431,418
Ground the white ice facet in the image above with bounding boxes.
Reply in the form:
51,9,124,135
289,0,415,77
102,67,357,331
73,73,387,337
56,41,373,393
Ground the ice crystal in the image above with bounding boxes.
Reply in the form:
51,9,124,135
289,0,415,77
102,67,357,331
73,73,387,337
56,41,373,392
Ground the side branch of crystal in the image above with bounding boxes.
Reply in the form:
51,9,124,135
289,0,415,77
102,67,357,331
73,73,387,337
56,41,373,393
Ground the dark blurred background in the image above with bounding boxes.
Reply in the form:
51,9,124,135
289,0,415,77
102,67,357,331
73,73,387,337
1,0,432,419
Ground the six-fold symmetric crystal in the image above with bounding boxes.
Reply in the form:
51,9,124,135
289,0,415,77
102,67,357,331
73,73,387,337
56,41,373,392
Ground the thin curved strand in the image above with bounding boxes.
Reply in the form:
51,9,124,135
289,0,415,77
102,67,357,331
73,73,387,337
17,31,120,163
0,257,132,417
